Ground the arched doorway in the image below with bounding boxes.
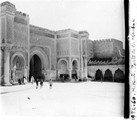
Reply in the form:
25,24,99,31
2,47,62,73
104,69,113,82
72,60,78,79
11,55,25,82
95,69,103,81
114,69,124,82
58,59,69,81
29,55,42,80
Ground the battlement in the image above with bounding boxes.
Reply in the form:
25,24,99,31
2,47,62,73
15,11,28,18
30,25,55,34
79,31,89,38
79,30,89,34
56,29,79,34
0,1,15,8
56,29,71,33
93,38,113,43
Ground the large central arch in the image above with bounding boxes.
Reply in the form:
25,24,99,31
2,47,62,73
30,54,42,79
29,47,49,81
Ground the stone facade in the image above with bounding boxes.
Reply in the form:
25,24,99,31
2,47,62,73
0,1,125,85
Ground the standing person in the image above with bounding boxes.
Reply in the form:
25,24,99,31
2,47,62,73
35,78,39,89
18,78,21,85
31,76,34,84
49,79,52,89
23,76,27,84
40,78,44,88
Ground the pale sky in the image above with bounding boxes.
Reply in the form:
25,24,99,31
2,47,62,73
1,0,125,46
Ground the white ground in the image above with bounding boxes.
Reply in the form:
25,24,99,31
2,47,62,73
0,82,124,117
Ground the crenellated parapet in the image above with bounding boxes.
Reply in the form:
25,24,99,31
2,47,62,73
0,1,16,15
79,31,89,38
0,1,15,7
15,11,28,17
91,38,123,59
30,25,55,34
30,25,55,40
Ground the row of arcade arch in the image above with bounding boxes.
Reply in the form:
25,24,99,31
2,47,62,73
94,69,124,82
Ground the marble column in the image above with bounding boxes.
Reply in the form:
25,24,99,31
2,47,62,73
4,48,11,85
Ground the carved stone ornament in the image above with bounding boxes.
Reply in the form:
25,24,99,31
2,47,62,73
1,43,13,51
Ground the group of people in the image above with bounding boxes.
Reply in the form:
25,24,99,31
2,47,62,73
18,76,27,85
30,76,53,89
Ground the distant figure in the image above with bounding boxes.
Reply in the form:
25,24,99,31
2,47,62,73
62,75,64,82
23,76,26,84
40,78,44,88
49,79,52,89
18,78,21,85
35,78,39,89
31,76,34,84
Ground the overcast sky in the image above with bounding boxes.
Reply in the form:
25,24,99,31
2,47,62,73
2,0,125,46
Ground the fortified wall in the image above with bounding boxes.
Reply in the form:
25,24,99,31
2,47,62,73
92,39,124,58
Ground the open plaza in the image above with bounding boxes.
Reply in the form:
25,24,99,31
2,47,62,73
0,82,124,117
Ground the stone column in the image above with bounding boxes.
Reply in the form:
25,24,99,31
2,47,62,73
76,69,80,81
24,67,28,81
77,69,79,78
57,69,60,79
80,69,83,79
0,48,1,84
112,70,115,82
80,58,84,79
4,48,11,85
69,68,72,80
84,58,88,79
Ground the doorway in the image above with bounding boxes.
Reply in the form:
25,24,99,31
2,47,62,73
29,54,42,80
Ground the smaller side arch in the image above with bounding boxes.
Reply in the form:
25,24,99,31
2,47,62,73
11,52,26,69
10,52,27,82
71,58,80,70
95,69,103,81
57,58,69,80
104,69,113,82
114,69,125,82
57,58,69,70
